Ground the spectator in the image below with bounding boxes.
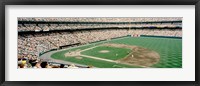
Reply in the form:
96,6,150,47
40,61,49,68
60,64,65,68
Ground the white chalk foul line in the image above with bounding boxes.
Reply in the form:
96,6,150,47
80,54,117,63
78,45,121,63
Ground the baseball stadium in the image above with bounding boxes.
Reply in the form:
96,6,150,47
17,17,182,68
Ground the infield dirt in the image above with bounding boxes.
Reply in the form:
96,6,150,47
102,43,160,67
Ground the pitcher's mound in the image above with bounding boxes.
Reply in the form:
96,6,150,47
99,50,110,53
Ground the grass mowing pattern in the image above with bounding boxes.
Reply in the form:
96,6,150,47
51,37,182,68
57,56,140,68
110,37,182,68
81,46,131,60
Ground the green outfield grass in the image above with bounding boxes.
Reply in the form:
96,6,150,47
51,36,182,68
54,56,140,68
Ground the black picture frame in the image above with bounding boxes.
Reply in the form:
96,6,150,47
0,0,199,86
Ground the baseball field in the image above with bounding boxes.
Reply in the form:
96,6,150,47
51,36,182,68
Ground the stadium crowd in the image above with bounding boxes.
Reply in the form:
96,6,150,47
18,57,89,68
18,23,182,32
18,17,182,22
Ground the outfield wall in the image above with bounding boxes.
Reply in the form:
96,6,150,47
140,35,182,39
